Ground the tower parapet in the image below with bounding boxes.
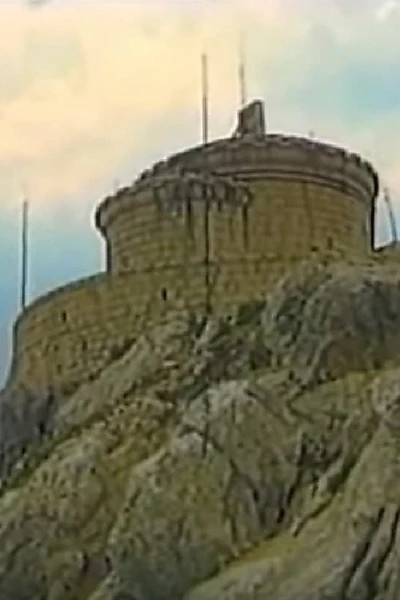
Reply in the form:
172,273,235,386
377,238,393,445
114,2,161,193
96,134,377,237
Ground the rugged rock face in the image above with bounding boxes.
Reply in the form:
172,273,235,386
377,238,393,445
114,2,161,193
2,261,400,599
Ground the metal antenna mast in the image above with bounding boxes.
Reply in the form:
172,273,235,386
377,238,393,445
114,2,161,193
201,52,209,144
383,186,398,243
20,188,29,311
200,52,212,312
239,31,247,107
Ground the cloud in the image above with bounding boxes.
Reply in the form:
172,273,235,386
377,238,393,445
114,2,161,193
0,0,396,212
0,29,84,105
0,3,250,210
0,0,399,216
25,0,54,8
1,0,400,240
376,0,400,20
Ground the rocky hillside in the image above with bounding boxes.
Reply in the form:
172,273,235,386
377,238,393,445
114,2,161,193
2,261,400,599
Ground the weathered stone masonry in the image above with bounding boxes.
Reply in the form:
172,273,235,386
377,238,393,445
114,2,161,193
6,100,382,394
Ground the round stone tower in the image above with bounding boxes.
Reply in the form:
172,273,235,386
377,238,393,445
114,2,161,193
95,100,378,305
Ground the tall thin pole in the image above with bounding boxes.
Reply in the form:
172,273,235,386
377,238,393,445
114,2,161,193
201,52,211,312
239,32,246,107
20,195,28,311
201,52,209,144
384,186,398,243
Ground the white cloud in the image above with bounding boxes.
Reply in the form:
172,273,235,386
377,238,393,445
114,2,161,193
0,0,399,221
0,3,256,209
376,0,400,20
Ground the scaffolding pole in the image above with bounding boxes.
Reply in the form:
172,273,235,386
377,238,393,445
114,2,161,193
20,196,29,311
201,52,209,144
239,32,247,107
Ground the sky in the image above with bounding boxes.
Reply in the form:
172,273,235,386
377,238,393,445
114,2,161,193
0,0,400,384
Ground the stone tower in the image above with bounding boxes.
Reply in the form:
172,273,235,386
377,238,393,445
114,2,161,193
6,101,379,394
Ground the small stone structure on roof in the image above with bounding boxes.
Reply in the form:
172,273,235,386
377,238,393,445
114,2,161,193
234,99,266,137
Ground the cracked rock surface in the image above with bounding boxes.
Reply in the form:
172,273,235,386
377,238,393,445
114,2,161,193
2,262,400,598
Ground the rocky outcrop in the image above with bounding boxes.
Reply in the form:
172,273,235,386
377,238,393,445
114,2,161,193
2,261,400,599
0,384,59,482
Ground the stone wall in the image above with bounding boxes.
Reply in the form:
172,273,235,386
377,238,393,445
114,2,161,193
104,188,207,274
7,267,207,394
99,176,371,275
212,180,369,260
10,256,310,394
